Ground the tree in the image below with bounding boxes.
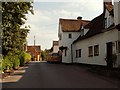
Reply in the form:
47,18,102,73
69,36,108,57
41,51,47,61
2,1,34,56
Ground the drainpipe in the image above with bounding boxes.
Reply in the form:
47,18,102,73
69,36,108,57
71,44,73,63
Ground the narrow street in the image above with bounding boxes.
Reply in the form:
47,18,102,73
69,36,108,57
2,61,119,88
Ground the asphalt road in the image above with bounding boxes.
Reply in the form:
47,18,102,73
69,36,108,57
2,61,120,88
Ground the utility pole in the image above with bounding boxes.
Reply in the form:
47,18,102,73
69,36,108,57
34,35,35,46
34,35,36,61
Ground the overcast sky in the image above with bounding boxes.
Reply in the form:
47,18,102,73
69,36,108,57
25,0,104,50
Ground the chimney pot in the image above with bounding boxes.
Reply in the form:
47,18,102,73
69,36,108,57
77,16,82,20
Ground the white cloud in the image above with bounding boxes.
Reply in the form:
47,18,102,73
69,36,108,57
25,1,103,50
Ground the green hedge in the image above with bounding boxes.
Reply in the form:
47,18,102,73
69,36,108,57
24,52,31,63
0,54,3,72
2,55,13,71
19,51,31,66
19,51,25,66
1,52,31,72
12,55,20,69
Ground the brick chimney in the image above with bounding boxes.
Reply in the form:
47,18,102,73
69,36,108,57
77,16,82,20
103,0,112,12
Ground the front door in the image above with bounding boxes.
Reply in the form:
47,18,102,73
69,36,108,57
106,42,113,68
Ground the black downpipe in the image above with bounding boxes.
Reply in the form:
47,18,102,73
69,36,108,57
71,44,73,63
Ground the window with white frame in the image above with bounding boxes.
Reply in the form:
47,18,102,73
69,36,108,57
116,41,120,53
94,45,99,56
76,50,78,58
78,49,81,57
76,49,81,58
107,16,111,28
118,41,120,53
59,34,62,40
104,18,107,28
88,46,93,57
68,34,72,39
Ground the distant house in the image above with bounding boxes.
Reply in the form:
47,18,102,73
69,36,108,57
26,45,42,61
58,17,89,63
72,1,120,67
52,41,59,53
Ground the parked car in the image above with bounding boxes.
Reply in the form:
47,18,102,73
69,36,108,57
46,53,61,63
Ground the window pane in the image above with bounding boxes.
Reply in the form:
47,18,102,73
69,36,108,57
76,50,78,58
88,46,93,57
105,18,107,28
59,35,62,40
68,34,72,38
79,49,81,57
118,42,120,53
94,45,99,56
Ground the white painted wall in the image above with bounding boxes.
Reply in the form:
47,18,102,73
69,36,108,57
114,1,120,25
53,45,59,53
58,22,80,63
58,23,81,63
59,30,80,63
73,29,120,67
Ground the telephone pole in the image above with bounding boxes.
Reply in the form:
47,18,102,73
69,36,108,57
34,35,35,46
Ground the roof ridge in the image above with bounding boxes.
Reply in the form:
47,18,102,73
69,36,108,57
60,18,90,22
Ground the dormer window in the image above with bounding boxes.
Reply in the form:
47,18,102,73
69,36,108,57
104,16,114,29
59,34,62,40
68,34,72,39
81,29,84,36
104,18,107,28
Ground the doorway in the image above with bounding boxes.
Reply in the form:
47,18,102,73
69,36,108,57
106,42,113,68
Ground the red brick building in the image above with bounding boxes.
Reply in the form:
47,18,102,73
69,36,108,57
26,46,42,61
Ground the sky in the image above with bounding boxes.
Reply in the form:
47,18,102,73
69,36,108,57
24,0,104,50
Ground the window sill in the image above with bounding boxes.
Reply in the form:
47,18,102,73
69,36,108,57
88,55,93,57
94,54,99,56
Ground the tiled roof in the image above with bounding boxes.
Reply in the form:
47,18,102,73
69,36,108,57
27,46,41,53
73,1,115,44
73,13,105,43
59,18,89,32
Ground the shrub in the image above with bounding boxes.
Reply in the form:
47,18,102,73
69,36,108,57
41,51,46,61
24,52,31,63
2,56,13,72
1,54,21,71
12,55,20,70
0,54,3,72
19,51,31,66
19,51,25,66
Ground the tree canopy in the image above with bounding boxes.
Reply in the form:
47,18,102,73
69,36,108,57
2,1,34,56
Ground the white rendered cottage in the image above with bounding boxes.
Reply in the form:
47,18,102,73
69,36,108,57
72,1,120,68
52,41,59,53
58,17,89,63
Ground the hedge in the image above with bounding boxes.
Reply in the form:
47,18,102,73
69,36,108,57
19,51,31,66
2,55,13,72
1,52,31,72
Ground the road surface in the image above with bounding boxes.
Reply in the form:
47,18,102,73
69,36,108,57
2,61,120,88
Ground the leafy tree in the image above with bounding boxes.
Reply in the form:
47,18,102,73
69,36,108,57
41,51,47,61
2,1,34,56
